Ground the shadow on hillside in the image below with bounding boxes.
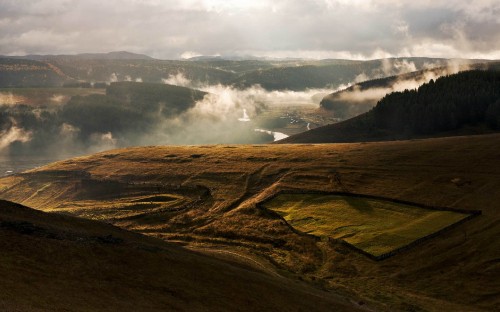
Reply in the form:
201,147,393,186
342,196,373,213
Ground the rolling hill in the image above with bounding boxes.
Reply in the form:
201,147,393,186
0,199,360,311
3,51,154,61
0,53,234,87
1,52,486,90
231,57,478,91
280,69,500,143
1,134,500,311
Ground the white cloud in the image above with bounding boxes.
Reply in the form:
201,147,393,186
0,126,32,150
180,51,203,59
0,0,498,59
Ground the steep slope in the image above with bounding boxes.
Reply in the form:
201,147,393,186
1,134,500,311
318,63,489,120
0,199,359,312
281,69,500,143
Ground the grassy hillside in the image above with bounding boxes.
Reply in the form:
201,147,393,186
282,69,500,143
0,87,105,106
1,134,500,311
0,199,359,311
263,193,474,258
0,58,70,87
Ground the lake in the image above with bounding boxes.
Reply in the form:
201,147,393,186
0,156,62,177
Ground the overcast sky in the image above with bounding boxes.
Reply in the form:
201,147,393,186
1,0,499,60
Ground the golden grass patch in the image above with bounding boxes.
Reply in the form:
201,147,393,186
263,193,473,258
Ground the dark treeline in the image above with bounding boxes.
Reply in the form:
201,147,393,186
373,70,500,134
280,69,500,144
61,82,207,140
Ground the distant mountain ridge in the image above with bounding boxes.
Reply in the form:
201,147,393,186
0,52,498,90
1,51,154,61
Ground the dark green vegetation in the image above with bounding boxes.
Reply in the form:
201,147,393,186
0,200,360,311
374,70,500,134
1,134,500,311
281,69,500,143
318,64,488,120
0,82,212,156
263,193,475,259
61,82,206,139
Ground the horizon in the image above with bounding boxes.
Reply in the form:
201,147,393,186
1,1,499,60
2,50,499,62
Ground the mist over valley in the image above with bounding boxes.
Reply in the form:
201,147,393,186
0,54,487,165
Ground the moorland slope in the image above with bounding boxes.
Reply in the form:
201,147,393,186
0,199,359,311
1,134,500,311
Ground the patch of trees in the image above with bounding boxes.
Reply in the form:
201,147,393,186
106,82,206,117
63,82,92,88
1,82,208,155
60,82,207,139
61,94,143,137
372,70,500,134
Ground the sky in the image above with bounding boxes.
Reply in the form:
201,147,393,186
0,0,499,60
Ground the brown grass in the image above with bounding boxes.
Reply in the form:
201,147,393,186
0,200,359,311
1,134,500,311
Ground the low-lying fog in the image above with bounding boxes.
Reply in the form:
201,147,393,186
0,75,330,163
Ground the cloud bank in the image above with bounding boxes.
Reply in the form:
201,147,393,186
0,0,499,59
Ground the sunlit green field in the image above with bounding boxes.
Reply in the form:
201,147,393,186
263,193,471,257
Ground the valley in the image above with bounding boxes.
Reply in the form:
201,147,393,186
1,51,499,312
2,1,500,310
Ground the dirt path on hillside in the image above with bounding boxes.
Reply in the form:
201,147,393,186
188,246,283,278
